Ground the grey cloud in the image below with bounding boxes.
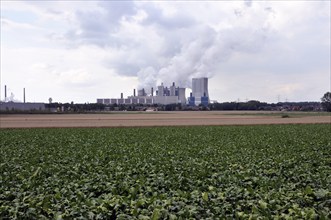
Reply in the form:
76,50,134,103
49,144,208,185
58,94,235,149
234,9,243,17
244,0,253,7
2,0,329,103
141,3,196,29
46,8,63,15
76,11,107,32
61,0,323,93
104,61,140,77
98,1,136,22
65,28,111,48
84,2,272,89
155,22,271,89
65,1,137,47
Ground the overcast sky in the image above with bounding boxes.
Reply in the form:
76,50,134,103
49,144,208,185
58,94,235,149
1,0,330,103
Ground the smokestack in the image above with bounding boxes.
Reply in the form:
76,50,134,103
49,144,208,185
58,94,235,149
134,89,136,97
151,87,153,96
23,88,26,103
4,85,7,100
121,93,123,99
173,82,175,86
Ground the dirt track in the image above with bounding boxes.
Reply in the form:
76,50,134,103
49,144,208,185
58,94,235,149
0,111,330,128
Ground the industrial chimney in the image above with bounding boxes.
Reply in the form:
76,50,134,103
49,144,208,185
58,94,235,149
134,89,136,97
23,88,26,103
121,93,123,99
4,85,7,101
151,87,154,96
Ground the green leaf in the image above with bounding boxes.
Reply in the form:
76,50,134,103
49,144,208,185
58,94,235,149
202,192,208,202
314,189,329,199
169,214,177,220
151,208,160,220
258,200,268,209
54,212,63,220
304,186,314,195
29,167,41,180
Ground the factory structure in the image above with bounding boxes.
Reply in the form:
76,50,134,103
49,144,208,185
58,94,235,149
97,77,210,106
0,86,45,111
189,77,209,106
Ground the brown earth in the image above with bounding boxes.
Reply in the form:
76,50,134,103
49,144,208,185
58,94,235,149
0,111,330,128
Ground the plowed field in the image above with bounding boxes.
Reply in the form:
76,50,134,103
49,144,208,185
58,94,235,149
0,111,330,128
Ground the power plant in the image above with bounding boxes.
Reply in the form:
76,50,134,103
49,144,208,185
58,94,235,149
189,77,209,106
1,85,45,111
97,77,210,107
3,85,26,103
1,77,210,112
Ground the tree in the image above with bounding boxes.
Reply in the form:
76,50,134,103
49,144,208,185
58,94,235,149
321,92,331,112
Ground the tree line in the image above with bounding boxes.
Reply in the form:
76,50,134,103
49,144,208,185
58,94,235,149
3,92,329,113
43,100,326,112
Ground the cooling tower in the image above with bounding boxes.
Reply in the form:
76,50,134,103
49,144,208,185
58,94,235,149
192,77,209,106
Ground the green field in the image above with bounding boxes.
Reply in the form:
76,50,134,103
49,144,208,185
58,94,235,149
1,125,330,219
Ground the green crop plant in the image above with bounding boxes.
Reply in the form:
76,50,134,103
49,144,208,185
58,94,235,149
0,124,330,219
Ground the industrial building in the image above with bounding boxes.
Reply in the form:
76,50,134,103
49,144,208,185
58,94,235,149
189,77,210,106
97,82,187,106
0,102,45,111
97,77,209,106
0,86,46,111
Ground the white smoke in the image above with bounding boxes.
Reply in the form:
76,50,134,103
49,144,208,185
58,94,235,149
136,2,274,89
3,92,20,103
63,1,276,89
137,66,157,90
2,86,20,102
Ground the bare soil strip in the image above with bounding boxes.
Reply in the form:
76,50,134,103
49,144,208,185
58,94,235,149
0,111,330,128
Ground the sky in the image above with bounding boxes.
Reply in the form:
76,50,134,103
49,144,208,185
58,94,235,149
1,0,330,104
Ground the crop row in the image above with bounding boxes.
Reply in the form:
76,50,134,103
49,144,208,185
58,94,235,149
0,124,330,219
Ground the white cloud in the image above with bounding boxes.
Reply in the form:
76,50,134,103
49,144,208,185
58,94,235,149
1,17,39,30
1,0,330,103
56,69,93,86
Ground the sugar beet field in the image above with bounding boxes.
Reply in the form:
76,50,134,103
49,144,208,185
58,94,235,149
1,124,330,219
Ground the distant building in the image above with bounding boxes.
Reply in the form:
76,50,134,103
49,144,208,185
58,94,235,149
97,77,210,106
97,82,187,105
138,88,146,97
0,102,45,111
189,77,209,106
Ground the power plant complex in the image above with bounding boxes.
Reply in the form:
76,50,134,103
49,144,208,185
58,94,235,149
1,77,210,112
97,77,210,107
0,86,45,111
